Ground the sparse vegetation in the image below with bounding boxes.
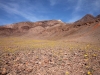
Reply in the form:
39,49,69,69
0,37,100,75
0,14,100,75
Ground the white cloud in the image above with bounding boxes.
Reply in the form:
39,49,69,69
73,0,100,14
92,0,100,12
0,1,49,22
73,0,83,14
68,0,100,23
67,0,83,23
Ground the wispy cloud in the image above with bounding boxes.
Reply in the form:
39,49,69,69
75,0,82,13
71,0,83,15
92,0,100,12
0,0,100,25
67,0,83,22
72,0,100,15
0,0,49,22
68,0,100,22
94,0,100,8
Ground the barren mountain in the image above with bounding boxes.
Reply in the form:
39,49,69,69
0,14,100,42
0,14,100,75
75,14,95,24
96,14,100,18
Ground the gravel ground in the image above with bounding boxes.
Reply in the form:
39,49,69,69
0,47,100,75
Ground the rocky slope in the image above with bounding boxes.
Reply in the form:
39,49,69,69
0,14,100,42
0,14,100,75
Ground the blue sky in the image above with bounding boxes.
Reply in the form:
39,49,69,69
0,0,100,25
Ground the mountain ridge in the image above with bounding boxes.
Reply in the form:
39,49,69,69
0,14,100,42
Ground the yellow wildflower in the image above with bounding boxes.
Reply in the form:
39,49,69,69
84,54,88,57
93,54,96,57
66,71,69,75
87,71,92,75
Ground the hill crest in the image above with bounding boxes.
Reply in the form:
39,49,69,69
0,14,100,42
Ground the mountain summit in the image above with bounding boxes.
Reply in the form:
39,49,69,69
96,14,100,18
0,14,100,42
75,14,95,24
81,14,95,21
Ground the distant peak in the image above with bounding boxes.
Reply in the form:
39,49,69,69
85,14,93,16
75,14,95,23
96,14,100,18
82,14,94,19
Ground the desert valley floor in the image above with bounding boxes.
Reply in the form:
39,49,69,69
0,14,100,75
0,37,100,75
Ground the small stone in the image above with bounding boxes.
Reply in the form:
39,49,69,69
2,68,7,75
38,62,41,64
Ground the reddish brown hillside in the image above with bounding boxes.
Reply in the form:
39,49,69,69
0,14,100,42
